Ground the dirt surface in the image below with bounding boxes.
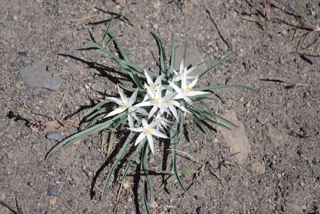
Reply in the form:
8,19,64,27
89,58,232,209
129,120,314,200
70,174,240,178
1,0,320,213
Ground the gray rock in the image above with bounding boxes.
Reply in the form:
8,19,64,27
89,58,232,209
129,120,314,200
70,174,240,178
67,198,77,207
174,47,206,76
196,207,207,214
46,131,63,142
19,60,63,90
47,185,59,196
71,90,81,101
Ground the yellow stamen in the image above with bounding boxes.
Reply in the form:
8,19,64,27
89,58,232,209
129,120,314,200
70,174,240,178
186,87,192,93
153,98,159,104
167,99,173,105
146,129,152,136
121,102,130,108
150,83,157,91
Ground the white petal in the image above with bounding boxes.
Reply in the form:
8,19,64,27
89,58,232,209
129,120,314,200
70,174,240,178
128,114,134,129
150,129,168,139
106,107,126,117
129,88,138,106
169,81,182,93
135,133,146,146
169,104,178,120
147,134,154,154
148,105,158,119
144,69,153,85
188,90,210,97
130,127,144,132
142,119,148,128
118,86,128,104
188,76,199,88
135,101,152,108
107,97,123,105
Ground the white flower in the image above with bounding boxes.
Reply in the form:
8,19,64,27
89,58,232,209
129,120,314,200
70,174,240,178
144,69,164,95
135,82,169,119
170,74,209,104
129,118,168,154
105,86,145,128
163,88,190,120
172,60,197,82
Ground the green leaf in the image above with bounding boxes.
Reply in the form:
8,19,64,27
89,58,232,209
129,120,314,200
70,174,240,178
198,51,233,78
101,131,134,199
45,111,127,160
169,31,176,80
150,32,166,78
142,143,154,204
122,138,146,180
194,84,257,92
108,31,131,62
170,116,186,192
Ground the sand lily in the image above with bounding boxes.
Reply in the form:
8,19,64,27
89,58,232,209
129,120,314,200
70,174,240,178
136,82,169,119
129,118,168,154
105,86,144,128
144,69,164,95
172,60,197,82
170,75,209,104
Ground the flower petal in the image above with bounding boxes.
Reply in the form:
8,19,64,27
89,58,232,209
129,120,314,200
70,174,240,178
106,97,122,105
150,128,168,139
147,134,154,154
135,132,146,146
106,107,126,117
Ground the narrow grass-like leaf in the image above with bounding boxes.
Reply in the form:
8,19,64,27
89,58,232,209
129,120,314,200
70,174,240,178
198,51,233,78
101,131,134,199
122,138,146,180
143,188,151,214
107,131,115,157
169,32,176,80
170,111,186,192
84,99,111,118
159,174,175,190
108,31,131,62
101,19,112,42
142,144,154,204
45,112,126,160
188,113,211,139
150,32,166,77
194,84,256,92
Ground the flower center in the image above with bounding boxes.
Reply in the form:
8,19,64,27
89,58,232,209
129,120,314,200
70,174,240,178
186,87,192,93
146,129,152,136
121,102,130,108
152,98,159,104
167,99,173,105
150,83,157,91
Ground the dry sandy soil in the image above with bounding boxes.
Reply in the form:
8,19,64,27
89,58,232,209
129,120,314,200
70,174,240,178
1,0,319,213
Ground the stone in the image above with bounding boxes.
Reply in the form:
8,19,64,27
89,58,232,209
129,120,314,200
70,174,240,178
19,60,63,91
47,185,59,196
252,161,266,174
261,123,284,141
218,110,251,165
46,131,63,142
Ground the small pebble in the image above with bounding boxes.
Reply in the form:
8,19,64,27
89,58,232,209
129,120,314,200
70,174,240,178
18,51,27,56
47,185,59,196
187,188,196,197
71,90,81,101
67,199,77,207
39,92,50,99
46,131,63,142
49,197,57,205
27,181,34,187
196,207,207,214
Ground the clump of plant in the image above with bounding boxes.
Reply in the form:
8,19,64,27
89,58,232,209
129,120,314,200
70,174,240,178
45,23,252,212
